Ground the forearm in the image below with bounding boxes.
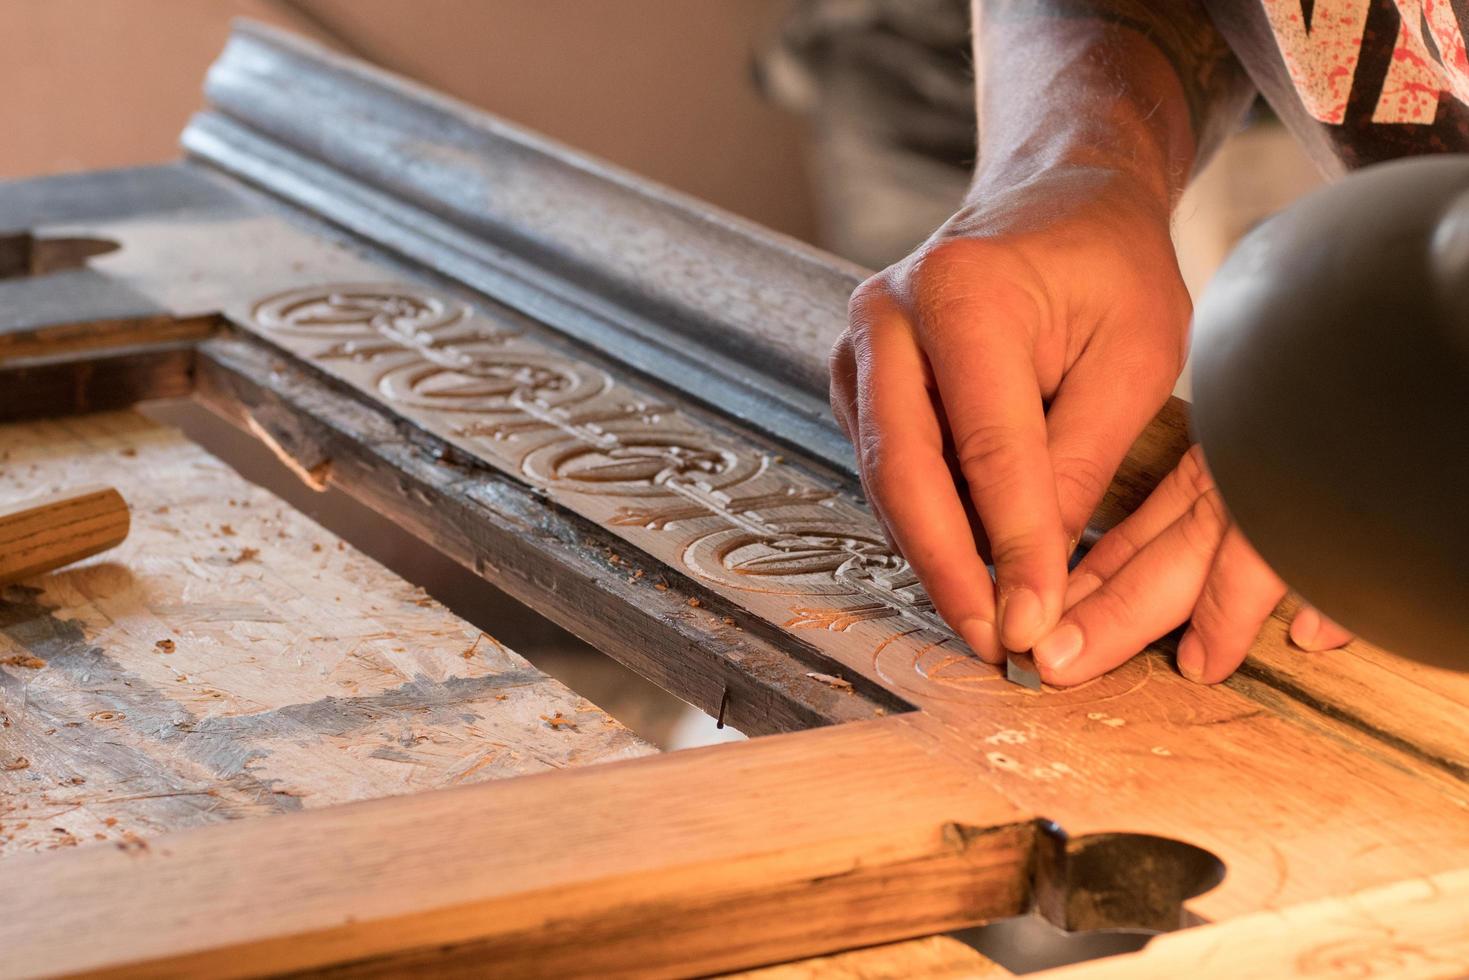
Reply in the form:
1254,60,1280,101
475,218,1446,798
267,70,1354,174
971,1,1255,211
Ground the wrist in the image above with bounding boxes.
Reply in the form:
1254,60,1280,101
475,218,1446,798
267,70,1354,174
958,164,1174,236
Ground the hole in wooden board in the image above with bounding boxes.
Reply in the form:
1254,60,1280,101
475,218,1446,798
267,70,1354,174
0,232,120,280
950,827,1224,973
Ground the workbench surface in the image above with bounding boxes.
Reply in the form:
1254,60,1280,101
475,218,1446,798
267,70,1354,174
1,22,1466,978
0,411,653,857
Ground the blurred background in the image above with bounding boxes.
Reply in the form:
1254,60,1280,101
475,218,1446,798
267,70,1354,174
2,0,1325,746
2,0,1322,291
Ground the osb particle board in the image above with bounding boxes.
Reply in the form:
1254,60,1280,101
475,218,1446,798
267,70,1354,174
0,410,654,857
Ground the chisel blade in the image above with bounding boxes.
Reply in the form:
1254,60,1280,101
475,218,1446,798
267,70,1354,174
1006,650,1042,690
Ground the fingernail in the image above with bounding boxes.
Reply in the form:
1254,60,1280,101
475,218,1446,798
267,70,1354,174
1063,571,1101,610
1034,623,1083,674
999,587,1046,650
1177,631,1206,682
957,617,1002,664
1289,607,1320,650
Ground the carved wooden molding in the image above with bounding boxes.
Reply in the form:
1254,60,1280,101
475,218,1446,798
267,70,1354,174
240,281,1157,713
185,22,861,471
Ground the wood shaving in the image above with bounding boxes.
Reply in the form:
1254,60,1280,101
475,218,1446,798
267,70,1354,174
230,547,260,564
805,672,854,692
1,654,45,669
154,639,175,653
3,757,29,771
540,712,577,730
219,524,236,536
687,597,702,608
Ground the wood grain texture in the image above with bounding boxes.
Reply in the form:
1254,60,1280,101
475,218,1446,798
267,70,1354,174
0,484,129,585
0,714,1033,979
37,208,1469,923
1241,599,1469,781
1037,867,1469,979
0,411,653,857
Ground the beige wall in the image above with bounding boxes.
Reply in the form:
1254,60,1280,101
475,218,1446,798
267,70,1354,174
0,0,815,241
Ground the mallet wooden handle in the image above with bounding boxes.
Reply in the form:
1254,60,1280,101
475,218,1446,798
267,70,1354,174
0,486,130,586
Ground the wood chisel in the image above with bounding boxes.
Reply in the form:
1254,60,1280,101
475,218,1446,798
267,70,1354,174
1006,649,1041,690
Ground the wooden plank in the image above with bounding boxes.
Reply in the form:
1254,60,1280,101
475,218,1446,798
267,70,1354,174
1037,867,1469,979
0,714,1034,979
183,291,1469,923
0,312,216,359
5,179,1463,922
45,211,1469,921
0,411,653,857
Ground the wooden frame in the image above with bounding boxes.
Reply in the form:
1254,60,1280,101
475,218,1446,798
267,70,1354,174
1,23,1465,978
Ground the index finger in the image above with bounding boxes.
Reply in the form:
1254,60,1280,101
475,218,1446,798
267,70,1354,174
916,269,1068,652
852,298,1002,663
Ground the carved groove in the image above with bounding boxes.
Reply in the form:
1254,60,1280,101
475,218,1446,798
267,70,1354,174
250,284,1154,708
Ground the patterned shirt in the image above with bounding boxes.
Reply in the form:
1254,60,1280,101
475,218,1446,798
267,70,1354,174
1207,0,1469,174
763,0,1469,177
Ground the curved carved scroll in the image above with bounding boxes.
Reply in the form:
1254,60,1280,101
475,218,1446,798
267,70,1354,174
249,283,1161,708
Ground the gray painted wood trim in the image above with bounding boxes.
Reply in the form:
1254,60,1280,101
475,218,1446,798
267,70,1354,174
183,21,864,473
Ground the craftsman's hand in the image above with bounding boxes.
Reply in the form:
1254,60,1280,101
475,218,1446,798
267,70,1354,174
831,170,1189,661
1033,445,1355,685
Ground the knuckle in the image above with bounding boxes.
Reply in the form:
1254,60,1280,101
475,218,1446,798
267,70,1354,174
1080,581,1139,633
847,274,894,326
987,535,1052,578
1178,444,1216,498
861,439,905,499
1053,453,1112,510
953,423,1028,496
1179,488,1229,557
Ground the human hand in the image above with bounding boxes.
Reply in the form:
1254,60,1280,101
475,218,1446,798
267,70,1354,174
1032,445,1355,685
831,169,1191,661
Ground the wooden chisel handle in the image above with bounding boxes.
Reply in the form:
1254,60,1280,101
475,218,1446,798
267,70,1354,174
0,486,130,586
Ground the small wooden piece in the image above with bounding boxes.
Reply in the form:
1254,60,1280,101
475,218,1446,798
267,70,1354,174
0,484,128,586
